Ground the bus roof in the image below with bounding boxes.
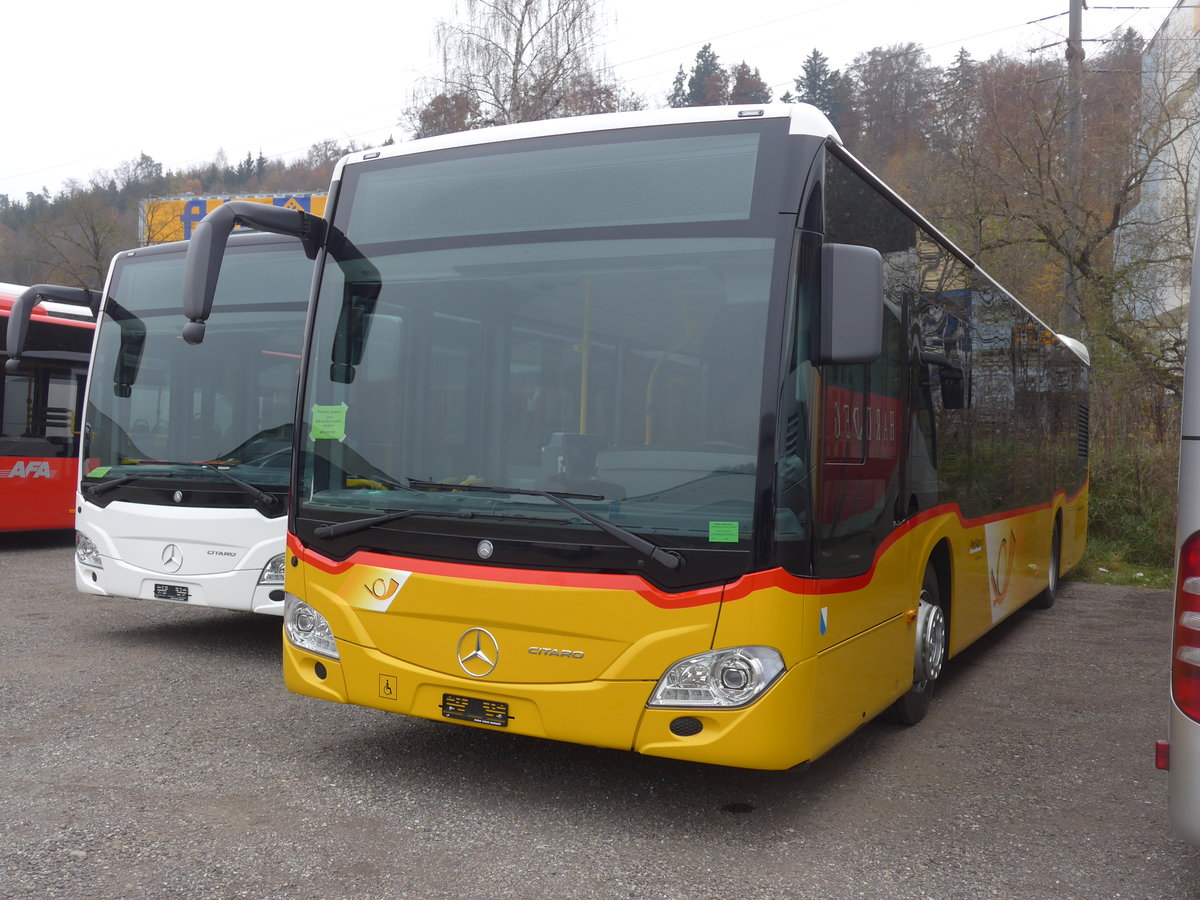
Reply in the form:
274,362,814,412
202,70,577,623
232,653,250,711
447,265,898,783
327,103,1089,368
332,104,841,182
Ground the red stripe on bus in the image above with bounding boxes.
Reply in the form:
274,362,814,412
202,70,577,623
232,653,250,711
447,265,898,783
287,479,1086,610
287,534,725,608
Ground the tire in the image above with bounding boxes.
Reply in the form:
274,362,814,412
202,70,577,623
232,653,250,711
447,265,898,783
1031,521,1061,610
884,564,946,726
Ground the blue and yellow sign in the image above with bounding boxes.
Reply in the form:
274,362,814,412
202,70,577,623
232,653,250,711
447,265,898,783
141,193,328,244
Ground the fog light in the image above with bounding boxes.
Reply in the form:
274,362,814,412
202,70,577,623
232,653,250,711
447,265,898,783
670,716,704,736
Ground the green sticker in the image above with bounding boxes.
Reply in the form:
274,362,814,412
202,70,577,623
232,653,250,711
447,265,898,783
86,466,111,478
709,521,739,543
310,403,347,441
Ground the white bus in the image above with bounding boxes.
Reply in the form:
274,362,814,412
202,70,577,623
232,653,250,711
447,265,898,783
71,233,313,615
1161,223,1200,843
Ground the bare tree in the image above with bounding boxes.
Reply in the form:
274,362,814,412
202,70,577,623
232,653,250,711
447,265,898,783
899,30,1200,424
407,0,632,136
32,185,134,288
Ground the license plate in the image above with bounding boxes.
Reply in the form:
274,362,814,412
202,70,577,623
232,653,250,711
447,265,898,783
442,693,509,727
154,583,190,602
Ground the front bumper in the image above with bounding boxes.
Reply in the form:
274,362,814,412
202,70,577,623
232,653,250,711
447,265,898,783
284,638,816,769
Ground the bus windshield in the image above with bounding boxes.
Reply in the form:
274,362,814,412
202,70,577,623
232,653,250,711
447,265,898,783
299,124,788,565
83,240,312,500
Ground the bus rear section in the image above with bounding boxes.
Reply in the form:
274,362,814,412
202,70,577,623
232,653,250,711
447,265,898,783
1,283,94,531
73,235,313,615
1159,220,1200,844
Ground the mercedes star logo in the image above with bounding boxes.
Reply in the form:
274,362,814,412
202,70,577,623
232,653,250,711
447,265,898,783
457,627,499,678
161,543,183,573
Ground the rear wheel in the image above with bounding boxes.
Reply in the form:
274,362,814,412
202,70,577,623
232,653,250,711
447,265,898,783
1031,521,1061,610
885,565,945,726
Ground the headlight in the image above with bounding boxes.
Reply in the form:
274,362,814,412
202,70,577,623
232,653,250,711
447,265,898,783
648,646,784,708
75,531,102,568
258,552,286,585
283,594,339,659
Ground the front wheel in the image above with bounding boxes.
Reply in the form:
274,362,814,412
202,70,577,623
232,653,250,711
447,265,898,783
884,565,945,726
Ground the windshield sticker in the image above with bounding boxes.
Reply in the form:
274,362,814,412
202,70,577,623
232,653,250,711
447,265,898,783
310,403,348,441
86,466,111,478
709,521,739,543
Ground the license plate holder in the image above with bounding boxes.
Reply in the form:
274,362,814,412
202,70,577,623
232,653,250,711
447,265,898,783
442,693,509,727
154,583,190,602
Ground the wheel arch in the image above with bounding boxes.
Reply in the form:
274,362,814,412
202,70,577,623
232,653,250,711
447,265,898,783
926,536,953,655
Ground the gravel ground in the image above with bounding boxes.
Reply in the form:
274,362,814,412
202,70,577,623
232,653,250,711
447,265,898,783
2,529,1197,900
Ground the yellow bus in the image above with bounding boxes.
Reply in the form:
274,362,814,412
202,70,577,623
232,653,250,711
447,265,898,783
181,105,1090,769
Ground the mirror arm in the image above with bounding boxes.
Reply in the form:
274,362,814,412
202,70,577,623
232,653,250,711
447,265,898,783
4,284,97,373
181,200,326,344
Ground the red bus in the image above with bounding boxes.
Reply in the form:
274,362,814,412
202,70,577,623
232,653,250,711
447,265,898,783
1,282,95,530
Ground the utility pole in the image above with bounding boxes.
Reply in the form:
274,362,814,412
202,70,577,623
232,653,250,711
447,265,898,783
1063,0,1085,333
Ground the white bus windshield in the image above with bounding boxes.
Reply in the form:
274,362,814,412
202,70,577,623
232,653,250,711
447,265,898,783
83,240,312,498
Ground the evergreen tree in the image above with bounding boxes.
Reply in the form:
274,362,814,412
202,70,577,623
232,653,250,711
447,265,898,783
413,91,480,138
687,44,729,106
668,66,689,108
849,43,936,162
729,62,772,104
930,48,981,153
794,49,842,119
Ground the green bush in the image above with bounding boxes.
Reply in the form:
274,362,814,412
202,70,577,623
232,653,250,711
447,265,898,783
1086,439,1177,570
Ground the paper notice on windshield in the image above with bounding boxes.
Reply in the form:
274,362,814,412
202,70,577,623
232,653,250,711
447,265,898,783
709,521,739,543
310,403,347,441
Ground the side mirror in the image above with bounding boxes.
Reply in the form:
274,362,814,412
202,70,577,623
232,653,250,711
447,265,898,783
4,284,97,373
820,243,883,364
182,200,326,344
114,318,146,395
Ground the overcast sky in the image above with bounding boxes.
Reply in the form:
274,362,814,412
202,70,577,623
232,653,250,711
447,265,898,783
0,0,1174,202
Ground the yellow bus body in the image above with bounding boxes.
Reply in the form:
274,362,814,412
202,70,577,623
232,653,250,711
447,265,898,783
283,486,1085,770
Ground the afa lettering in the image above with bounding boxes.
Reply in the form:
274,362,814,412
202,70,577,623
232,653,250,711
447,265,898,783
0,460,54,479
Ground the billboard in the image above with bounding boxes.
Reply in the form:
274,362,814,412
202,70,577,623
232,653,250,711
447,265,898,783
140,193,328,244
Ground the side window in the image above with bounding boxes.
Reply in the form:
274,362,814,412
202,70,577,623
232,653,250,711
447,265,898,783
1,370,31,440
816,152,915,577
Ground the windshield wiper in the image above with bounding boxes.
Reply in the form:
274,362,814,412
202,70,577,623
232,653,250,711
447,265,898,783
85,462,278,508
85,475,137,498
313,506,479,540
406,479,683,571
198,464,280,509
